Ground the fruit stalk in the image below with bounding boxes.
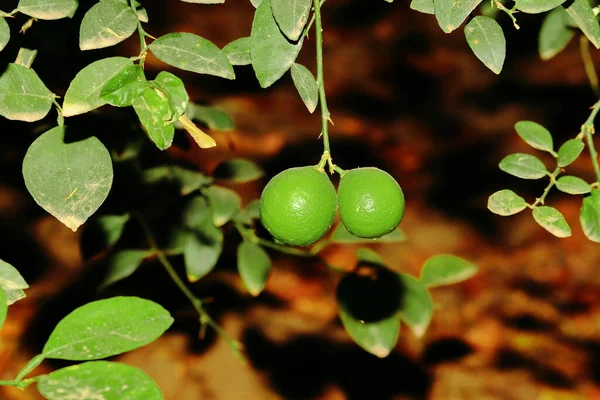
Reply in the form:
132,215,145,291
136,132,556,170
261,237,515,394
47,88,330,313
313,0,332,155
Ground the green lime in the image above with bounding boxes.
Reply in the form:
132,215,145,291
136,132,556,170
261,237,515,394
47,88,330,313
259,166,338,246
338,167,405,238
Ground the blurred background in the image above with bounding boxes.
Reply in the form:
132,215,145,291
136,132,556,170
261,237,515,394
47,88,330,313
1,0,600,399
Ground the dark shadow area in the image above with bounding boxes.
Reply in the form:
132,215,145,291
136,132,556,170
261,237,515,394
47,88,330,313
496,348,575,389
502,314,556,332
422,337,473,366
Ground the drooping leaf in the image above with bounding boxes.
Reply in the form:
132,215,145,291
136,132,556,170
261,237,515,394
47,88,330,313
515,0,566,13
237,240,271,296
154,71,189,119
564,0,600,49
514,121,554,153
556,176,591,195
143,165,212,195
539,7,575,60
37,361,163,400
464,16,505,74
331,224,406,243
100,64,148,107
580,189,600,242
0,286,7,331
42,296,173,360
291,63,318,113
250,0,304,88
397,272,433,338
100,250,152,289
410,0,434,14
63,57,133,117
222,37,252,66
338,308,399,358
22,126,113,232
149,33,235,79
79,0,138,51
212,159,264,183
532,206,571,238
18,0,78,20
132,88,175,150
0,259,28,305
206,185,241,227
0,63,54,122
178,114,217,148
488,189,528,216
188,104,235,130
557,139,584,167
433,0,482,33
499,153,548,179
0,18,10,52
356,248,386,266
420,254,478,287
271,0,311,41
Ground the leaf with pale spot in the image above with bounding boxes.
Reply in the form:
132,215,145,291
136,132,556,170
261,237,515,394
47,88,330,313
0,259,28,306
223,37,251,66
271,0,311,41
564,0,600,49
339,308,399,358
532,206,571,238
0,63,54,122
18,0,78,20
132,88,175,150
433,0,482,33
556,176,591,195
291,63,318,113
100,64,148,107
499,153,548,179
464,16,505,74
79,0,137,51
488,189,528,216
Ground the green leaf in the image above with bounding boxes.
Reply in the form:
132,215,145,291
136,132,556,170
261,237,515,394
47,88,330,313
149,33,235,79
22,126,113,232
0,286,7,331
251,0,264,7
213,159,264,183
499,153,548,179
515,0,566,13
15,47,38,68
410,0,434,14
420,254,478,287
0,259,28,305
433,0,482,33
250,0,304,88
271,0,311,41
63,57,133,117
222,37,252,66
397,272,433,338
143,165,212,195
514,121,554,153
79,0,137,51
564,0,600,49
237,199,260,225
37,361,163,400
18,0,78,20
488,189,528,216
0,18,10,52
132,88,175,150
464,16,506,74
580,189,600,242
539,7,575,60
557,139,584,167
114,0,148,22
155,71,189,119
100,64,147,107
356,248,386,266
88,214,130,250
339,309,399,358
206,185,241,227
188,104,235,130
0,63,54,122
331,224,406,243
556,176,591,195
532,206,571,238
42,296,173,360
291,63,318,113
100,250,151,289
237,241,271,296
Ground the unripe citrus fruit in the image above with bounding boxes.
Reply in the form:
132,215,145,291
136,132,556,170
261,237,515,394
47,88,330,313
259,166,337,246
338,167,405,238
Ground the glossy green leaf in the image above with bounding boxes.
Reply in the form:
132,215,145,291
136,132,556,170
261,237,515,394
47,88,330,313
213,159,264,183
43,296,173,360
143,165,212,195
420,254,478,287
149,33,235,79
22,126,113,232
38,361,163,400
433,0,482,33
100,64,147,107
532,206,571,238
339,308,399,358
556,176,591,195
564,0,600,49
100,250,151,289
132,88,175,150
499,153,548,179
223,37,252,66
0,18,10,52
515,0,566,13
155,71,189,119
18,0,78,20
271,0,311,41
464,16,505,74
331,224,406,243
88,214,130,250
557,139,585,167
0,286,7,331
410,0,433,14
237,241,271,296
291,63,318,113
79,0,137,50
206,185,241,227
0,63,54,122
63,57,133,117
580,189,600,242
356,248,386,266
15,48,38,68
188,104,235,130
397,272,433,338
488,189,528,216
250,0,304,88
514,121,554,153
539,7,575,60
0,259,28,305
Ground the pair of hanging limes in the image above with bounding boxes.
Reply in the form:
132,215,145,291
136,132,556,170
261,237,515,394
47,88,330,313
259,166,405,247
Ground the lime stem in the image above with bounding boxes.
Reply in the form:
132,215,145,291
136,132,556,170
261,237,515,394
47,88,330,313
581,36,600,98
313,0,332,155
